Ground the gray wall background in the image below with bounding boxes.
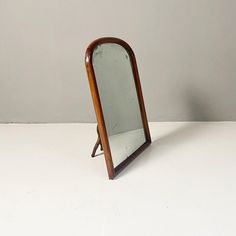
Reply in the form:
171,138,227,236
0,0,235,123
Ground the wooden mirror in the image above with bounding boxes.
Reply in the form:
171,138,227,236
85,37,151,179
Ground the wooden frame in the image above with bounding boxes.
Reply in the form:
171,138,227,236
85,37,151,179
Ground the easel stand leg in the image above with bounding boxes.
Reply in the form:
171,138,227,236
91,125,103,157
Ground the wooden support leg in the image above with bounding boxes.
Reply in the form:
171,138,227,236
91,125,103,157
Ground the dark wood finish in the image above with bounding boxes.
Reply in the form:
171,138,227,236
114,142,150,176
85,37,151,179
91,125,103,157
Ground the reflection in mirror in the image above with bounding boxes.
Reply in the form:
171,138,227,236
92,43,146,167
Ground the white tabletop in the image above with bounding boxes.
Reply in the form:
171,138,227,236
0,122,235,236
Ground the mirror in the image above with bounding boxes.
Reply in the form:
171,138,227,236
85,37,151,179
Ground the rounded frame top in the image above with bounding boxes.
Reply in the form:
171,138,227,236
85,37,136,66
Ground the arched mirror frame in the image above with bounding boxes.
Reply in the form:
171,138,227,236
85,37,151,179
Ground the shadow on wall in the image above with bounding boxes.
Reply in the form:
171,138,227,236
117,86,216,178
184,87,215,121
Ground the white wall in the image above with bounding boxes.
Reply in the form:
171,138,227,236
0,0,236,122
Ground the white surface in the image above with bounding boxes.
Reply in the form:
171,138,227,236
0,122,236,236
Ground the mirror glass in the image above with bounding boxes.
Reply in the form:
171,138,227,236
92,43,146,167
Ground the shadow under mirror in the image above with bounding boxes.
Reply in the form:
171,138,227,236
116,122,208,178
